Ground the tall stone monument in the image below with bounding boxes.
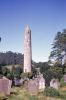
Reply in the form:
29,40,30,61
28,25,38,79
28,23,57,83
24,26,32,73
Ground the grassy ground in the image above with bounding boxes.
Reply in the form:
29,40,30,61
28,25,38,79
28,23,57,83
0,86,66,100
6,87,64,100
1,65,66,100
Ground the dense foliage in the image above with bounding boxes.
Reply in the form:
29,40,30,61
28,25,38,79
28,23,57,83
0,51,23,66
49,29,66,63
44,87,60,97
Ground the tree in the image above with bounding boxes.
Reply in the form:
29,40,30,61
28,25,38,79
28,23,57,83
43,66,63,86
40,62,50,73
0,51,23,65
49,29,66,63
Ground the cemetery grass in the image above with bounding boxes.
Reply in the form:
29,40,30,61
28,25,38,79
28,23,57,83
5,86,66,100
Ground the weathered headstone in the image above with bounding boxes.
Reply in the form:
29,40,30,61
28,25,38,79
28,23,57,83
27,74,45,95
50,79,60,90
37,74,45,91
63,74,66,82
14,78,20,86
14,78,24,86
0,77,12,95
20,78,24,85
35,74,45,92
27,79,38,95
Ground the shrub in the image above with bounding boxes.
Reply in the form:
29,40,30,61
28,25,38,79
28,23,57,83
44,87,60,97
28,95,38,100
21,72,33,79
60,77,66,87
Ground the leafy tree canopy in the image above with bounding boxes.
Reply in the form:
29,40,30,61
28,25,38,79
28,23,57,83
49,29,66,62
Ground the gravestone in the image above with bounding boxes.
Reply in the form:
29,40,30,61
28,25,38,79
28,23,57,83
63,75,66,82
27,79,38,95
27,74,45,95
20,78,24,85
14,78,24,86
0,76,12,95
37,74,45,91
50,79,60,90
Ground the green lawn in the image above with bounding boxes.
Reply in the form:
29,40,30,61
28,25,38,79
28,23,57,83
7,87,64,100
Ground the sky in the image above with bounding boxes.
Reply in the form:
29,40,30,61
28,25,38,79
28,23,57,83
0,0,66,62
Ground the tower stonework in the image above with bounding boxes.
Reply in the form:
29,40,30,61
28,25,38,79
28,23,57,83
24,26,32,73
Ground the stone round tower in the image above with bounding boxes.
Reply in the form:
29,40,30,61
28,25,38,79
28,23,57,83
24,26,32,73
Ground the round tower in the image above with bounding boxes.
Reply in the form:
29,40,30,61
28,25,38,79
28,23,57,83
24,26,32,73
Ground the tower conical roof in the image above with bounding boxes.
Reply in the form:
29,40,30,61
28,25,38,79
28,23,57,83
25,25,31,32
